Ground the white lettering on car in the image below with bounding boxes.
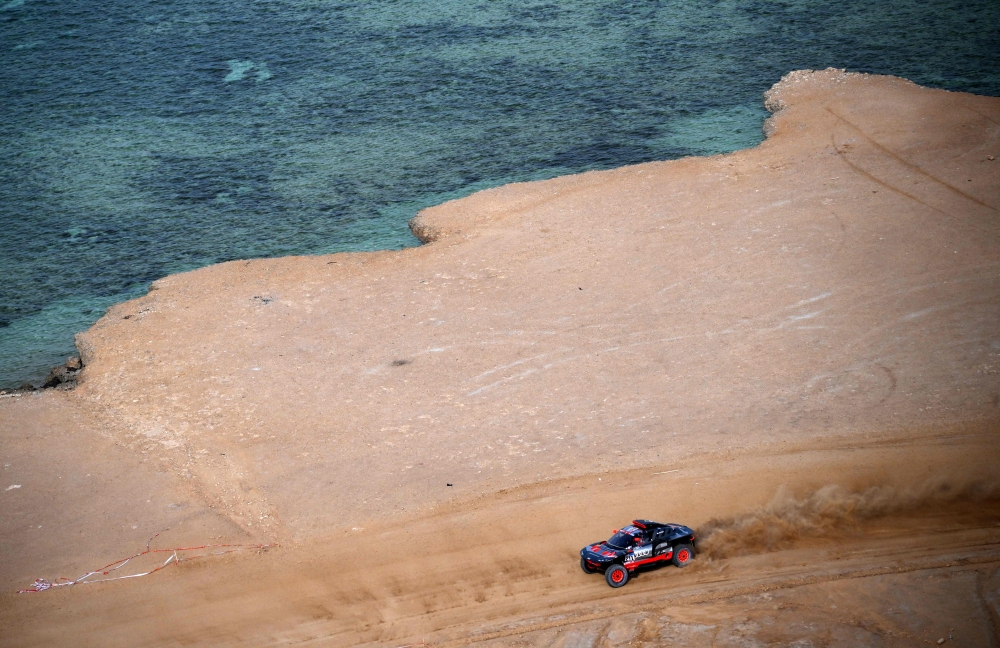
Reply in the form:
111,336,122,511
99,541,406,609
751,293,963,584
626,545,652,562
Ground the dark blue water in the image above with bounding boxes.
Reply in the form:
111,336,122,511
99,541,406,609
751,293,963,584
2,0,998,388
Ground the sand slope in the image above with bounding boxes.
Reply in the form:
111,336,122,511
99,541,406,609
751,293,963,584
1,69,999,644
2,423,999,646
67,68,1000,535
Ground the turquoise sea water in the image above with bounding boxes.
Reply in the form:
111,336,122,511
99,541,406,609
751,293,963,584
1,0,998,388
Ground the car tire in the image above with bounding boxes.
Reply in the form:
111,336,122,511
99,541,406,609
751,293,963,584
581,557,597,574
671,543,694,568
605,564,629,588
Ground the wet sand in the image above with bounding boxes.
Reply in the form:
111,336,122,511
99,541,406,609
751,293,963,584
1,69,999,645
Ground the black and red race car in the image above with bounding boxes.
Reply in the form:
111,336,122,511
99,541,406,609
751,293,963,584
580,519,696,587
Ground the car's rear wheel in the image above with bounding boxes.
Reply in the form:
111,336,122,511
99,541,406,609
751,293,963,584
605,564,629,588
671,543,694,568
581,557,598,574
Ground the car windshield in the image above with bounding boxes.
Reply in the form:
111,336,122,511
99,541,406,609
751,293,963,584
607,527,639,549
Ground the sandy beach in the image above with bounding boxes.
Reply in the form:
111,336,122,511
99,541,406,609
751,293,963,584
1,69,999,646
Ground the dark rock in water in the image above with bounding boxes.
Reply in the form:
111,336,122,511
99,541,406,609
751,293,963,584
43,365,69,388
41,355,84,389
17,382,36,392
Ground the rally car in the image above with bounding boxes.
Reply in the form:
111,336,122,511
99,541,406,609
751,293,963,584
579,519,696,587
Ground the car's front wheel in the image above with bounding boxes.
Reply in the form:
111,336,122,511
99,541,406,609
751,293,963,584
605,564,629,588
672,543,694,568
581,557,597,574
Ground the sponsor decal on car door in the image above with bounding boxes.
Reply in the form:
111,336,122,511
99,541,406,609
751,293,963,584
626,544,653,562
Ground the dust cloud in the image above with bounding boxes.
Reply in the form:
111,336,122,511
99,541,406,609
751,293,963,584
697,478,1000,558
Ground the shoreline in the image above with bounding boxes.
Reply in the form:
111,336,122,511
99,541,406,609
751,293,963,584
12,67,1000,532
1,68,999,644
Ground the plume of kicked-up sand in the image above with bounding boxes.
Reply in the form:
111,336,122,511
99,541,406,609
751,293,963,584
697,478,1000,559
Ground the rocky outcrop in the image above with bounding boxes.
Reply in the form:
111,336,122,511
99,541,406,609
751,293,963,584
41,356,83,390
0,355,85,395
